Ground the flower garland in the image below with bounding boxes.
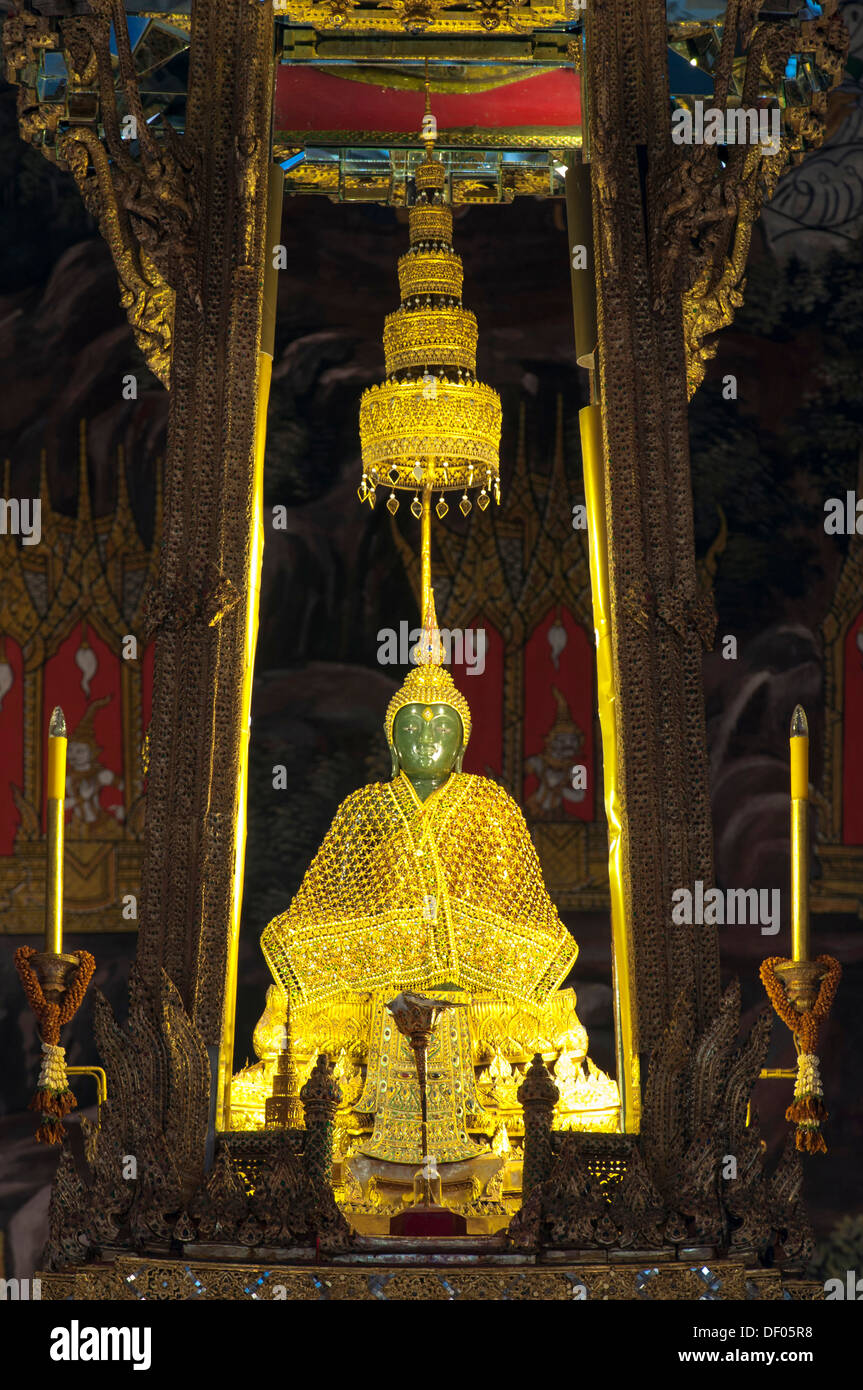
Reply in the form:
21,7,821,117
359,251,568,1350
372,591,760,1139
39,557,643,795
760,954,841,1154
14,946,96,1145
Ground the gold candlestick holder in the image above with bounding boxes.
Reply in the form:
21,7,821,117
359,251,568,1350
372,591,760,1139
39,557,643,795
15,945,96,1145
28,951,82,1004
13,704,97,1144
757,702,842,1152
761,954,841,1153
773,958,829,1014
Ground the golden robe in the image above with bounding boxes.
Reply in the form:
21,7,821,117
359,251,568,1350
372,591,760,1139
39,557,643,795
261,770,577,1009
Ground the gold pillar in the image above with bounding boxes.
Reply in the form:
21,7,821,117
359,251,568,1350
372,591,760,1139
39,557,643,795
420,488,432,619
216,163,284,1131
135,0,277,1075
583,0,721,1045
579,405,640,1131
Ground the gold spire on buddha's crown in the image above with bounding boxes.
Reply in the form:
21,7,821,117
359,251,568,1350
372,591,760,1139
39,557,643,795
384,591,472,748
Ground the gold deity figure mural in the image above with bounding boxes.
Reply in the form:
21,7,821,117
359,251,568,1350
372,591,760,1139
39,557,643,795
262,625,576,1015
524,685,586,819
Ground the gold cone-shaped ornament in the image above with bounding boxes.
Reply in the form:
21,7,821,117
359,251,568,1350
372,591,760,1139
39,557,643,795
384,593,473,746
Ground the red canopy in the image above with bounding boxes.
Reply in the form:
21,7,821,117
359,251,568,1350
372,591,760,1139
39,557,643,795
274,65,581,142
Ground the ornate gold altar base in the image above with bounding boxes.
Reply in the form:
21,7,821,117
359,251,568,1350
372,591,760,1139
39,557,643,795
232,985,619,1232
335,1152,523,1234
34,1255,823,1301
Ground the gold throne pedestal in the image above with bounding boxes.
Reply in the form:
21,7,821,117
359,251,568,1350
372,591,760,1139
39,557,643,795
231,982,619,1234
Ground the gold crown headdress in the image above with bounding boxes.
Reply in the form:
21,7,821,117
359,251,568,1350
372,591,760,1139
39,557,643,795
384,591,472,748
69,695,112,755
548,686,581,739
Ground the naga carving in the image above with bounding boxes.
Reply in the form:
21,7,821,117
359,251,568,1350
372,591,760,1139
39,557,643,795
3,0,200,385
44,964,350,1269
509,982,814,1266
650,0,848,396
44,965,209,1267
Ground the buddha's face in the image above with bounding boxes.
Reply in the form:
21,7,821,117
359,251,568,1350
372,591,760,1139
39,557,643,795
392,703,463,781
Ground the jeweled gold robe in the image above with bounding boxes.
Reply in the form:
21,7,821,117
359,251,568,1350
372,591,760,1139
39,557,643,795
261,770,578,1009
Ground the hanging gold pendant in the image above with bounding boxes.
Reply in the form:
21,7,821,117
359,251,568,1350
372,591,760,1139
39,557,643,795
387,492,399,515
459,493,471,516
477,489,490,511
410,494,423,518
436,495,449,519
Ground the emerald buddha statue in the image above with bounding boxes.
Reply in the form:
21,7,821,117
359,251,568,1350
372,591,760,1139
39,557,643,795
238,609,618,1198
261,636,577,1013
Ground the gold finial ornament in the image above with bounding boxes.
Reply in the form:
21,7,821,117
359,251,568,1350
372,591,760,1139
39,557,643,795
265,1021,304,1130
48,707,67,739
358,82,501,504
384,593,472,747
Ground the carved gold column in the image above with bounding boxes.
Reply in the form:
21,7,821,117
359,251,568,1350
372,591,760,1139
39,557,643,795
216,162,285,1129
4,0,276,1053
136,0,276,1068
583,0,721,1046
582,0,844,1049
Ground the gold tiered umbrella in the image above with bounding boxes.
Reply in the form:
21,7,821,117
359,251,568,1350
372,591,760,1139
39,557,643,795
358,93,502,615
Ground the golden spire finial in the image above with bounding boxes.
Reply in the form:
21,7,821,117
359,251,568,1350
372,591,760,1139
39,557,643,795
385,590,472,748
422,57,437,156
359,50,500,654
413,588,442,667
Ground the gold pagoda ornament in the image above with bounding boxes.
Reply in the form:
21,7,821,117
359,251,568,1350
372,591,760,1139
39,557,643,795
359,86,502,612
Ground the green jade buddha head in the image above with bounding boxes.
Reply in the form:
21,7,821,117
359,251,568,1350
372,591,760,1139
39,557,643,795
390,702,464,800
